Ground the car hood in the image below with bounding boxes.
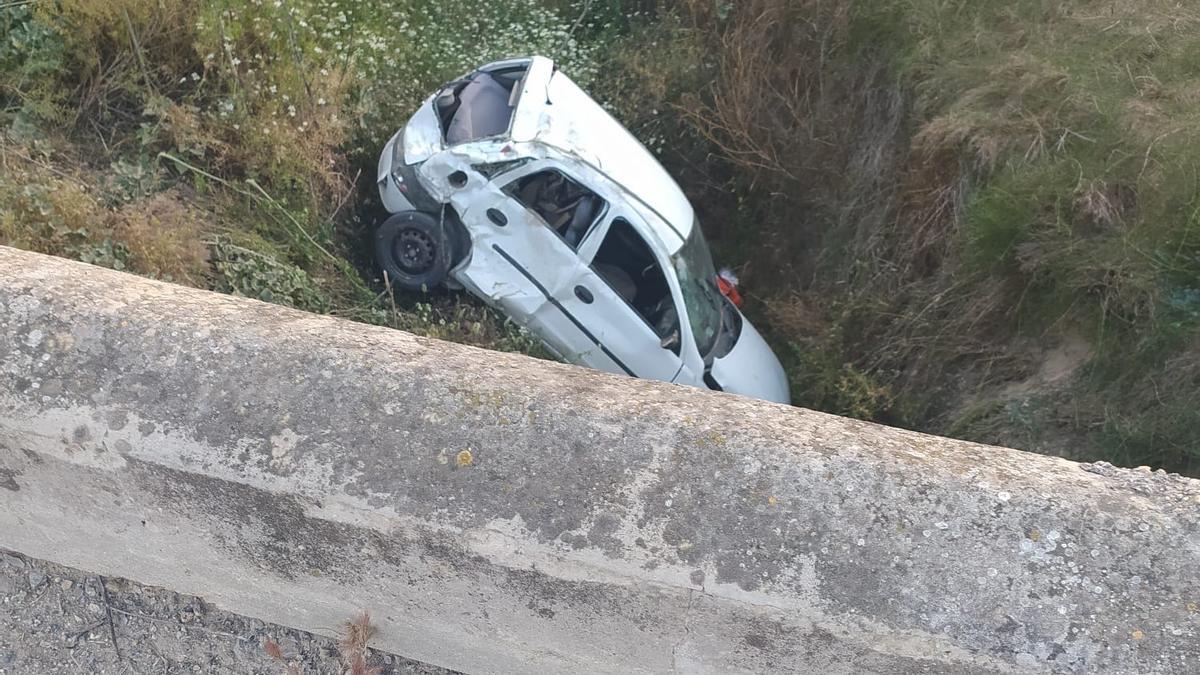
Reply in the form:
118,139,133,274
709,315,791,405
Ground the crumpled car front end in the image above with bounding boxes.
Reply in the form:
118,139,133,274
377,100,445,214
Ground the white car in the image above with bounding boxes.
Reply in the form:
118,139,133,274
375,56,790,404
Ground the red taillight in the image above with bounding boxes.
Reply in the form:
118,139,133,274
717,274,743,308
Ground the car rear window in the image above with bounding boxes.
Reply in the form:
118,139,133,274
440,71,521,145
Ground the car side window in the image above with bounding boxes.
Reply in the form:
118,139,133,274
591,219,681,353
504,170,606,249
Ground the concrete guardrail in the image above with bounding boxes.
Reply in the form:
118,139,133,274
1,245,1198,673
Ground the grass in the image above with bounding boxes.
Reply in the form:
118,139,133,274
593,0,1200,473
2,0,1198,473
0,0,569,355
262,610,382,675
882,0,1200,473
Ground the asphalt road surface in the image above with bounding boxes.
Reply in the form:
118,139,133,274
0,548,450,674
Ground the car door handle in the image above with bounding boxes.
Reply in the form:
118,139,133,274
574,285,594,303
486,208,507,227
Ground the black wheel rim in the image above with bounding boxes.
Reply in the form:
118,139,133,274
392,227,436,275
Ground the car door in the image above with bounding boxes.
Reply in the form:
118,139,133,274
487,164,684,381
556,214,686,384
447,161,622,370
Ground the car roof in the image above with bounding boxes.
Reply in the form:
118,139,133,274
506,57,695,251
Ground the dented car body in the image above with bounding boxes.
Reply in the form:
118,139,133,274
375,56,790,404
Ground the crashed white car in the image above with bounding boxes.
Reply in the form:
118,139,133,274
375,56,790,404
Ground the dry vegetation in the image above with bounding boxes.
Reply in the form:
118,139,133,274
634,0,1200,473
0,0,554,349
261,610,382,675
3,0,1198,472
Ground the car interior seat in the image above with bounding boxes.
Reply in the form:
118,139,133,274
594,263,637,305
563,195,597,247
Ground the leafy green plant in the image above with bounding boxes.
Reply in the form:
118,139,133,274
211,238,330,313
76,238,132,271
107,155,162,203
0,4,67,123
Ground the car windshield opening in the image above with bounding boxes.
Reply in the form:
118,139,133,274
673,223,725,359
438,67,526,145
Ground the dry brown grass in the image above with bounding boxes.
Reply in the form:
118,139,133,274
675,0,857,196
43,0,201,125
0,140,214,286
763,291,827,341
259,612,382,675
339,611,382,675
0,149,106,257
113,189,212,284
1074,180,1137,233
263,638,284,660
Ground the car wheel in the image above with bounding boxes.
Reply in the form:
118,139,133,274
375,211,451,292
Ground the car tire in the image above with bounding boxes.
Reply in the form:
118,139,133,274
375,210,452,292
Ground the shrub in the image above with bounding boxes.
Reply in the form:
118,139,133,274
113,189,212,284
211,238,330,313
0,4,67,125
0,155,107,259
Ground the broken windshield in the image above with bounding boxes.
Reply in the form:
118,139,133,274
673,224,725,359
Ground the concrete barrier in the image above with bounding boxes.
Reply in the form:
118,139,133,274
1,245,1198,673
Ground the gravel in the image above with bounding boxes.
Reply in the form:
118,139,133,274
0,548,451,674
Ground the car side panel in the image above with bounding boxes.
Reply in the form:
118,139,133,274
423,153,623,373
555,263,684,383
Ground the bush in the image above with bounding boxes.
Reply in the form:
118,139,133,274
211,238,330,313
113,189,211,284
0,155,106,260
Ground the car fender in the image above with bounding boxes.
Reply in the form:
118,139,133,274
709,314,791,405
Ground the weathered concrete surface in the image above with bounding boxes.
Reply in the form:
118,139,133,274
0,245,1198,674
